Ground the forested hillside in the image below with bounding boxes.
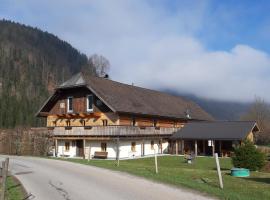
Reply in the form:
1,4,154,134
0,20,95,128
0,19,251,128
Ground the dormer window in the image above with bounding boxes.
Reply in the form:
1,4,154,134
87,95,93,112
67,97,73,113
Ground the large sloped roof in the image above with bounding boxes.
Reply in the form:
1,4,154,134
38,73,213,121
171,121,259,140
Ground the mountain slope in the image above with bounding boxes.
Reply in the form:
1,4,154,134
0,20,250,128
187,95,250,120
163,91,250,120
0,20,95,128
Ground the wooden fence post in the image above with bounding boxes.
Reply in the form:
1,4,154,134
1,158,9,200
0,161,4,177
154,148,158,174
116,138,120,167
215,153,223,189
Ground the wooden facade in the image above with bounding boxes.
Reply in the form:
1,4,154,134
45,87,188,129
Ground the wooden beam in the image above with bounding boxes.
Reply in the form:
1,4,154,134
181,140,184,154
219,140,222,157
160,139,163,154
175,141,178,155
83,139,86,159
141,140,145,156
195,140,198,157
212,140,215,157
203,140,206,156
55,139,58,157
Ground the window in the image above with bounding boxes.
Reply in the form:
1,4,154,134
67,97,73,112
101,142,107,152
153,119,157,127
87,95,93,112
131,142,136,152
80,119,85,126
66,120,71,127
102,119,108,126
72,141,76,147
132,117,136,126
65,142,70,151
151,141,154,150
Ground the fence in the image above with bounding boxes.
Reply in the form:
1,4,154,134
0,128,53,156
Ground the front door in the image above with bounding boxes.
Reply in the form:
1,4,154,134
76,140,84,157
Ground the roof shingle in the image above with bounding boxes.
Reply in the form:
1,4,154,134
171,121,259,140
40,73,214,121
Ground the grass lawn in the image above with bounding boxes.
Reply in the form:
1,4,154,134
53,156,270,200
1,176,26,200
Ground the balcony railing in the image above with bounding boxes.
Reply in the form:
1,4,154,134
52,126,180,137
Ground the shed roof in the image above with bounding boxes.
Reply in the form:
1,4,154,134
37,73,213,121
171,121,259,140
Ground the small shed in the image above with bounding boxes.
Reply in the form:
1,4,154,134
170,121,259,157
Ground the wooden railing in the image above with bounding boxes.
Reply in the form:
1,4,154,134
52,126,180,136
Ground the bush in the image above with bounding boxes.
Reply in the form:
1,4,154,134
232,140,266,171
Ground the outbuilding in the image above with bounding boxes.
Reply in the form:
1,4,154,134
170,121,259,157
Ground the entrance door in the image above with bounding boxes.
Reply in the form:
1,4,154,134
76,140,84,157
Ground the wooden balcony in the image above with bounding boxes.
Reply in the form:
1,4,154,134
52,126,180,137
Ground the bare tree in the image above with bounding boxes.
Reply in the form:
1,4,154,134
88,54,110,77
241,96,270,144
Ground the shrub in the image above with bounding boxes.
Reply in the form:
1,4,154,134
232,140,266,171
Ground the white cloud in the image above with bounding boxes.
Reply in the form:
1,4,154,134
2,0,270,102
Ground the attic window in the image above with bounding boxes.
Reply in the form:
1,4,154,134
67,97,73,113
87,95,93,112
102,119,108,126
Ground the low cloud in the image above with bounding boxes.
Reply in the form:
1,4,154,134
1,0,270,102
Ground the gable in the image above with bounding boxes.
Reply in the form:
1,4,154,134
37,73,214,121
37,86,112,116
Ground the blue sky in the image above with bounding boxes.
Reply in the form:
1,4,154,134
1,0,270,102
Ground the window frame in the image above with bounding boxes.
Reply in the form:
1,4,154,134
132,117,136,126
153,119,157,127
67,96,73,113
65,141,70,151
151,140,155,150
101,142,107,152
131,142,136,152
86,94,94,112
102,119,108,126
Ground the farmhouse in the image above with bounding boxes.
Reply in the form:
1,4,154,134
37,73,258,159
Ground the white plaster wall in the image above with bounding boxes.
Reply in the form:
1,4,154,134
162,141,169,153
143,140,169,155
57,140,77,157
119,141,142,158
144,140,157,155
85,141,117,159
56,139,169,159
85,140,143,159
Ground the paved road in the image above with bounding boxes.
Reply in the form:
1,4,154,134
1,156,214,200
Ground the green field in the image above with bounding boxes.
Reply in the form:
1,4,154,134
54,156,270,200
